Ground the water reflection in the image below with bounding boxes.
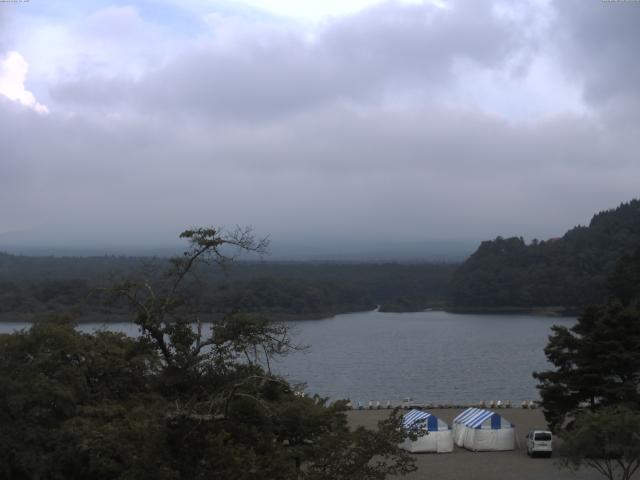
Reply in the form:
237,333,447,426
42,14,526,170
0,310,573,404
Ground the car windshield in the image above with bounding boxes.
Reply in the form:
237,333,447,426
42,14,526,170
534,432,552,441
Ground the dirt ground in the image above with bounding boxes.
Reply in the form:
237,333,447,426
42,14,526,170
347,408,608,480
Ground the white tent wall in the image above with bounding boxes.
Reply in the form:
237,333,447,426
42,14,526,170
453,408,515,452
462,427,515,452
436,430,454,453
453,424,465,447
452,407,480,447
400,430,453,453
401,433,432,453
400,410,453,453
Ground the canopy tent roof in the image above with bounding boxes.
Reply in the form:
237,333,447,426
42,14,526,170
453,408,514,430
403,409,450,431
401,409,454,453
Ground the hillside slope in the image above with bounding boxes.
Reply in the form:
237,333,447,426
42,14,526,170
450,199,640,309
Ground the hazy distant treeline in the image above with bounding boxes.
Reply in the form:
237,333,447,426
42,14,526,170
0,254,456,319
3,199,638,319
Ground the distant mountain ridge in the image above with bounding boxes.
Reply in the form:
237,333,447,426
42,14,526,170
450,198,640,310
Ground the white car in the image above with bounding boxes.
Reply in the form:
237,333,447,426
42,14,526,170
526,429,553,457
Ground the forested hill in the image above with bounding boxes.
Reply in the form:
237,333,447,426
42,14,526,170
450,199,640,310
0,253,455,320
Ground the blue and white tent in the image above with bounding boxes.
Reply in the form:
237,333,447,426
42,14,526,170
452,408,515,451
400,409,453,453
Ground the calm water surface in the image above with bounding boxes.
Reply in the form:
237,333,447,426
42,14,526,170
0,310,574,405
279,310,575,405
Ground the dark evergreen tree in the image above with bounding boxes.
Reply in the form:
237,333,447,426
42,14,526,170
534,248,640,430
608,247,640,306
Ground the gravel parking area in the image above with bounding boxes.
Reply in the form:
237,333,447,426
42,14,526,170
347,408,606,480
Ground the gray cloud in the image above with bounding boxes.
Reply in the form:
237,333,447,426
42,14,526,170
553,0,640,123
0,8,8,50
1,94,637,244
50,0,524,120
1,0,639,252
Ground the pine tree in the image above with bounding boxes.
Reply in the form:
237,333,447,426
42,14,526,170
534,248,640,430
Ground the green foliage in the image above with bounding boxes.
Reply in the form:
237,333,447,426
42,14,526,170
534,249,640,430
533,302,640,430
304,409,414,480
559,406,640,480
451,199,640,308
0,252,455,318
207,276,376,318
535,248,640,480
0,228,416,480
0,318,162,479
608,248,640,306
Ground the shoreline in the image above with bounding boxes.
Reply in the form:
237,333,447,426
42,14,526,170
444,305,582,317
0,304,581,323
0,307,379,324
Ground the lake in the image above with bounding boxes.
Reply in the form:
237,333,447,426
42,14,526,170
0,309,574,405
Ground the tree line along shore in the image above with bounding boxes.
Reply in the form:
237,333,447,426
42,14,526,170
0,198,639,321
1,216,640,479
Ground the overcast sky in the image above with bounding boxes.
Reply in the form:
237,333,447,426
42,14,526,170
0,0,639,251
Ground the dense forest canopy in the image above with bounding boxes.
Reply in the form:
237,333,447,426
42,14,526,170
2,199,640,318
0,227,417,480
0,253,455,320
532,248,640,480
450,199,640,310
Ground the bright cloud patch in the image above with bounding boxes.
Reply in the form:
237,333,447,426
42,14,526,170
236,0,437,21
0,51,49,114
